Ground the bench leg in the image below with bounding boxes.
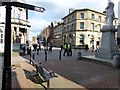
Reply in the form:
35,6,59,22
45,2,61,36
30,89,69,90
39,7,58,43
47,80,50,88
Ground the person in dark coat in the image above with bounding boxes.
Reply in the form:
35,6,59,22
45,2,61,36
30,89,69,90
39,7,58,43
85,44,89,52
49,43,53,52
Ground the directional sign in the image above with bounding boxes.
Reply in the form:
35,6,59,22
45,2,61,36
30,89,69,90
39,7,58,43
34,6,45,12
2,2,45,12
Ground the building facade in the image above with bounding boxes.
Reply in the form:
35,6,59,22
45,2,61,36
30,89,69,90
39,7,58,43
117,1,120,46
53,22,64,47
0,0,30,52
62,8,118,49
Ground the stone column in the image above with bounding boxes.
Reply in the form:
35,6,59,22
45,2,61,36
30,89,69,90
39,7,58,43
95,25,119,59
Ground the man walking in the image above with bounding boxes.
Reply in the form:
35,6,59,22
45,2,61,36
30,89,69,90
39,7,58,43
67,43,72,56
63,43,68,56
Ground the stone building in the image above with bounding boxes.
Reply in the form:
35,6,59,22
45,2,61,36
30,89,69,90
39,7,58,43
0,0,30,52
40,23,54,45
53,22,64,47
117,1,120,46
62,8,118,49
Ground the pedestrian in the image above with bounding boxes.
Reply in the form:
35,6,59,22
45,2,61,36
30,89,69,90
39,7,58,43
39,44,41,51
92,45,94,52
37,44,39,54
49,43,52,52
95,45,99,52
85,44,89,52
63,43,68,56
22,46,26,54
27,44,31,55
67,43,72,56
61,45,63,51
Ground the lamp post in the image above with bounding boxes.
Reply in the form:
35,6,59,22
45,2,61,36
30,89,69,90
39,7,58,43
2,3,12,90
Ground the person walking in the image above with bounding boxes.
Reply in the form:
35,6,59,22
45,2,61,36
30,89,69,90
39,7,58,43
49,43,53,52
67,43,72,56
63,43,68,56
92,45,94,52
37,44,39,54
61,45,63,51
85,44,89,52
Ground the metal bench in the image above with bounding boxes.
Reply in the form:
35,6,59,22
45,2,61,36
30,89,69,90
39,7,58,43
30,58,58,88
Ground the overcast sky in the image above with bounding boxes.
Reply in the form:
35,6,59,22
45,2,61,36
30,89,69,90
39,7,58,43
26,0,120,40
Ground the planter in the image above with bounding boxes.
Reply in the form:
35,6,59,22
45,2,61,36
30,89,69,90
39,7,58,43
113,54,120,68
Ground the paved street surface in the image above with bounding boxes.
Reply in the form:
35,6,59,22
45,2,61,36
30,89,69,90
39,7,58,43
11,55,86,89
22,48,120,89
0,57,3,90
0,47,120,89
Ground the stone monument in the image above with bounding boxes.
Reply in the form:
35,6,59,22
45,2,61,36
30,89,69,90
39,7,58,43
95,0,119,59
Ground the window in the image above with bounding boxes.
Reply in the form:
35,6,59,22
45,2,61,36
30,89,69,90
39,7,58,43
80,13,84,19
71,24,74,31
104,17,106,23
72,15,74,20
91,23,94,30
97,24,101,31
64,20,66,24
90,39,94,47
80,22,84,30
68,18,70,23
79,35,84,45
0,29,3,43
64,27,66,32
67,25,69,31
91,14,95,20
98,16,101,22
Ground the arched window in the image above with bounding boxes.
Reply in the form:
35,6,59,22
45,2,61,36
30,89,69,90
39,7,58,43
0,29,3,44
79,34,84,45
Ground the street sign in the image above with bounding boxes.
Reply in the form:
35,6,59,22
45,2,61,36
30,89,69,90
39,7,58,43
2,2,45,12
34,6,45,12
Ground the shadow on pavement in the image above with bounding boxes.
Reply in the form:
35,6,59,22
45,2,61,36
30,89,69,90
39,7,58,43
12,71,21,89
23,69,47,89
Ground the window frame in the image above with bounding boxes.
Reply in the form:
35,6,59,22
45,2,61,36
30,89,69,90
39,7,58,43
80,13,84,19
80,22,84,30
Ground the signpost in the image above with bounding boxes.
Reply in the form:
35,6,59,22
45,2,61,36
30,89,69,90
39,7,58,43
0,1,45,90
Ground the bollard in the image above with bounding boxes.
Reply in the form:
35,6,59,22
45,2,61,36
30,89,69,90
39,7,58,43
59,50,61,60
77,51,82,60
33,53,35,60
113,54,120,68
45,51,47,61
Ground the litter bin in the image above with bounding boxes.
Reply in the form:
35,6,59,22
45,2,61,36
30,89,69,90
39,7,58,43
113,54,120,68
77,51,82,60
